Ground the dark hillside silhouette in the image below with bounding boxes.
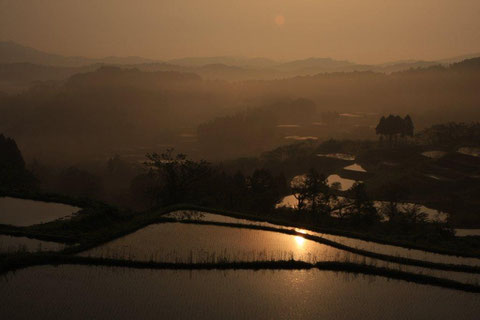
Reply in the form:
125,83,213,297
0,134,36,190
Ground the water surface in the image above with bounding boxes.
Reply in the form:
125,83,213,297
317,153,355,161
456,229,480,237
422,151,447,159
343,163,367,172
80,223,353,263
165,211,480,269
0,197,80,226
326,175,358,191
0,235,65,253
80,217,480,283
458,147,480,158
1,266,478,320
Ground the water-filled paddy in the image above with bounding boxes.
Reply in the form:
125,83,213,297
317,153,355,160
456,229,480,237
80,213,480,284
158,211,480,283
422,151,447,159
1,266,478,320
315,231,480,267
80,223,356,263
0,197,80,226
458,147,480,158
163,210,282,229
289,173,359,191
326,174,358,190
0,235,65,253
343,163,367,172
165,211,480,266
284,135,318,141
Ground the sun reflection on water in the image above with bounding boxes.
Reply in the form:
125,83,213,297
294,236,305,247
294,229,308,247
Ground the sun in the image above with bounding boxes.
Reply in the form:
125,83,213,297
275,15,285,26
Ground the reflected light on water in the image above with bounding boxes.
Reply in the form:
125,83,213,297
295,228,307,234
294,229,307,247
294,236,305,247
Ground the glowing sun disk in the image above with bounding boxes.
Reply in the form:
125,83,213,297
275,15,285,26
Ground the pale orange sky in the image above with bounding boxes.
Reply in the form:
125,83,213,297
1,0,479,64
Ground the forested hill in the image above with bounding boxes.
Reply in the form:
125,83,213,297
0,58,479,163
65,66,202,89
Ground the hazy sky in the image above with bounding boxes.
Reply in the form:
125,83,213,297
1,0,480,63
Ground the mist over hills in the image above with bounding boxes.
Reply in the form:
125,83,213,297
2,41,479,90
1,41,480,163
168,56,278,68
1,57,479,162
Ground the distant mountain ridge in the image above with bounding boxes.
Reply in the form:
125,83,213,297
1,41,480,89
0,41,158,67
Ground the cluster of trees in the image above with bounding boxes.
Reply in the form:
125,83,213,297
417,122,480,148
289,169,442,230
291,169,335,213
130,149,288,212
375,115,414,143
290,169,382,225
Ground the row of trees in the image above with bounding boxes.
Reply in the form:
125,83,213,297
131,149,288,212
375,115,414,143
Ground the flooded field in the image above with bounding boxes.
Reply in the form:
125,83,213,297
422,151,447,159
0,235,65,253
326,174,358,190
284,136,318,141
456,229,480,237
163,210,282,229
343,163,367,172
79,223,355,263
160,211,480,283
78,213,480,284
0,197,80,226
458,147,480,158
317,153,355,160
1,266,478,320
288,173,359,192
166,211,480,266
